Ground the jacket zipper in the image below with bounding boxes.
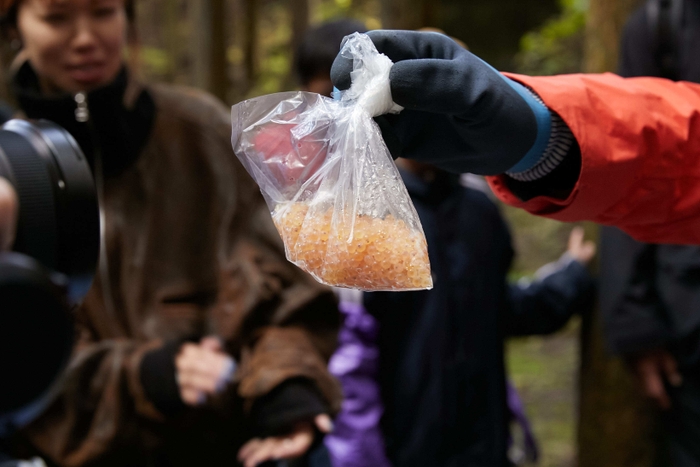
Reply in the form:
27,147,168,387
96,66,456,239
74,91,118,324
74,92,89,123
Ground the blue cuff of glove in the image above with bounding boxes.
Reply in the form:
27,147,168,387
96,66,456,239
502,79,552,173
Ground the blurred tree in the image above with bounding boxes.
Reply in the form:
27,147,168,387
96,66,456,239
131,0,563,100
437,0,560,70
380,0,440,29
516,0,587,76
312,0,380,25
490,0,588,279
243,0,259,95
583,0,642,73
291,0,311,55
191,0,230,102
578,306,657,467
374,0,562,70
191,1,211,91
162,1,188,84
286,0,310,89
577,3,656,467
135,0,194,85
210,0,229,102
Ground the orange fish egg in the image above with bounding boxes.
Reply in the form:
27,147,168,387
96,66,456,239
273,202,432,290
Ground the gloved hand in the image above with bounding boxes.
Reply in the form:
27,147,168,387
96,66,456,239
331,30,553,175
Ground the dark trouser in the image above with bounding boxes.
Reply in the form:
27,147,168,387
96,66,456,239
655,374,700,467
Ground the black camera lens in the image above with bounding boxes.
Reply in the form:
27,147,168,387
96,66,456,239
0,119,99,415
0,119,99,300
0,252,72,415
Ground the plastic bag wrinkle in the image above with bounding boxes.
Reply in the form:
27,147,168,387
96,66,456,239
231,33,431,291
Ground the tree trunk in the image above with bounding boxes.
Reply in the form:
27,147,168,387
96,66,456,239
578,5,655,466
209,0,229,102
191,1,211,92
190,0,228,102
243,0,258,95
290,0,310,57
583,0,644,73
578,298,657,467
380,0,435,30
422,0,441,27
285,0,309,88
163,0,182,83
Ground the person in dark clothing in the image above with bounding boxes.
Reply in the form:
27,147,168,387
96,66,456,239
0,102,12,124
0,179,21,467
600,1,700,465
600,230,700,466
618,0,700,82
0,2,341,467
294,24,593,467
294,19,367,97
362,159,595,467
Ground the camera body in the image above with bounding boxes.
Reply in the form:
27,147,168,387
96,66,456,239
0,119,99,432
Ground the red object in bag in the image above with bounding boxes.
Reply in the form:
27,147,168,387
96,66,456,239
252,118,329,188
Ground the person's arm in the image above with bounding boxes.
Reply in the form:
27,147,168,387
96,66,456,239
487,73,700,244
20,325,232,466
231,208,342,405
19,88,339,467
220,216,341,467
601,248,682,410
18,321,185,466
198,93,342,466
11,89,246,465
331,31,700,244
599,232,682,411
598,227,672,354
504,227,596,336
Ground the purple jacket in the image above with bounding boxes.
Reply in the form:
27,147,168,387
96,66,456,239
324,289,392,467
325,277,553,466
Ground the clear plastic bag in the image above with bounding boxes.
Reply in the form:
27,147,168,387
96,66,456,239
231,33,432,291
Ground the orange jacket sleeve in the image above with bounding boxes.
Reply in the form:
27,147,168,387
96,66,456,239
487,72,700,244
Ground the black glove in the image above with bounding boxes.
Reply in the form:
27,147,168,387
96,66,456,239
331,30,553,175
140,339,186,416
250,378,328,437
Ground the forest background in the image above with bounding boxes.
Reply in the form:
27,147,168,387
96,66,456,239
135,1,655,466
4,0,656,465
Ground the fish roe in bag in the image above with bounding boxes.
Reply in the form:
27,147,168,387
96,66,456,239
231,33,432,291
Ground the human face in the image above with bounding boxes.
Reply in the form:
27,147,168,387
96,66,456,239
16,0,127,94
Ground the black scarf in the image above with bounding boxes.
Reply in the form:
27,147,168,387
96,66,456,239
12,61,156,178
